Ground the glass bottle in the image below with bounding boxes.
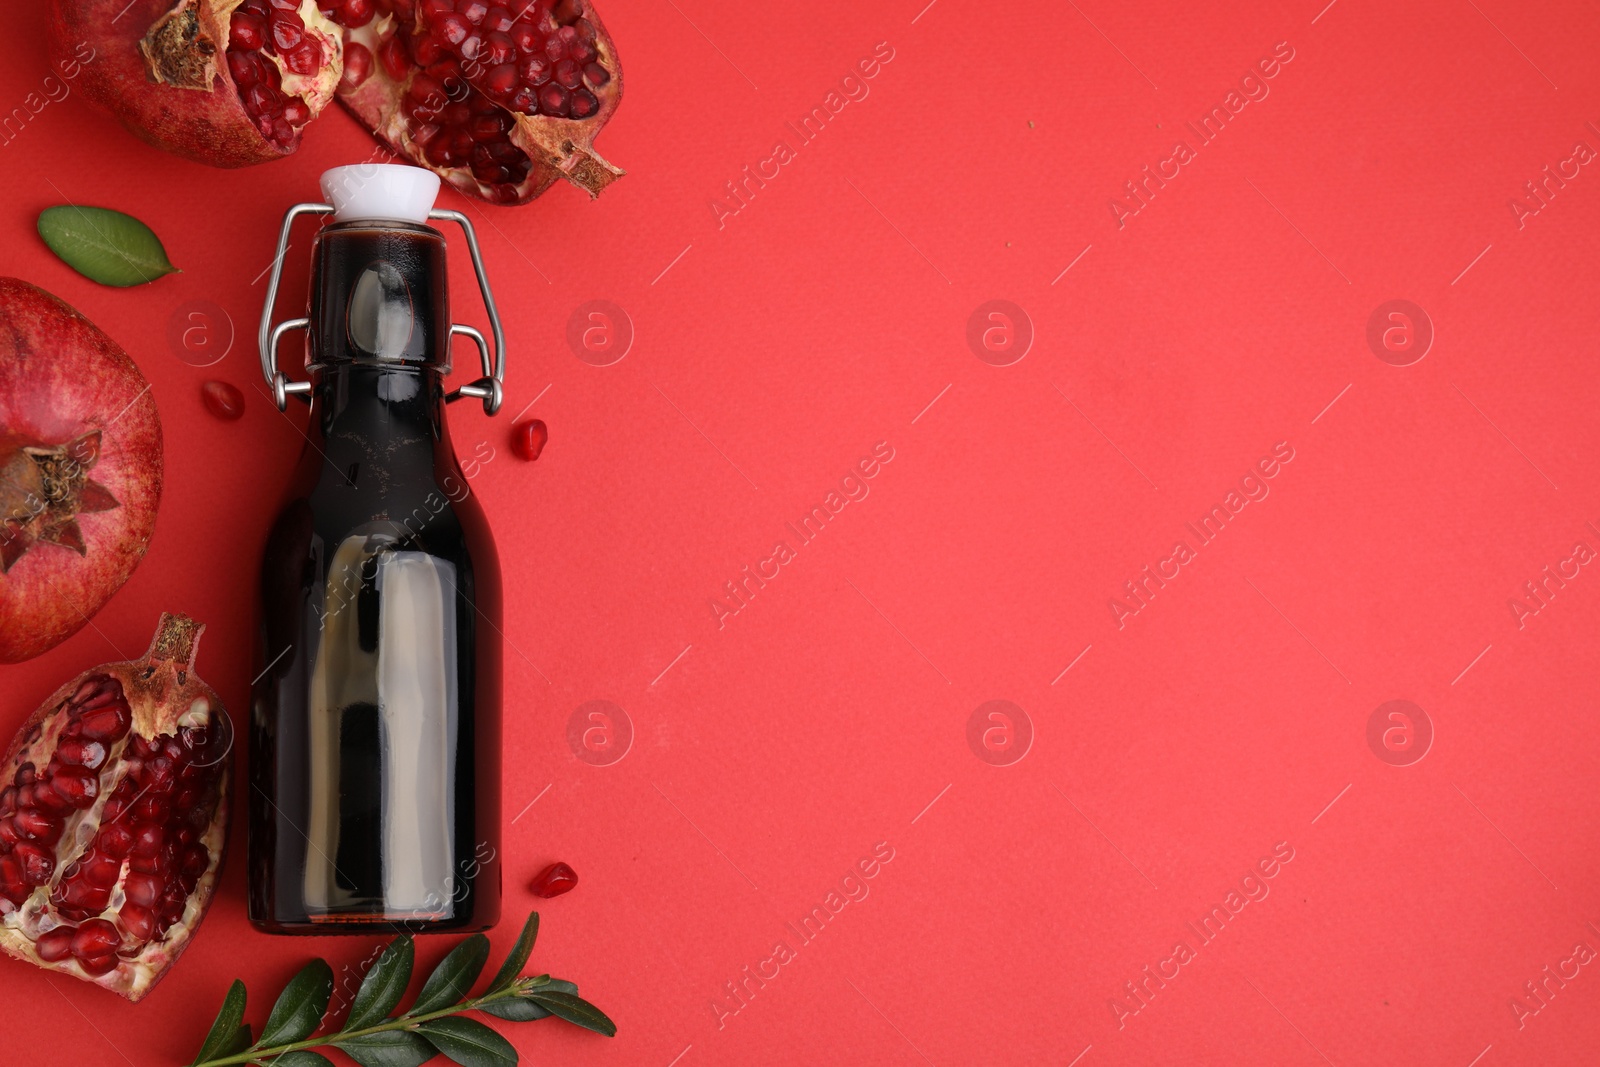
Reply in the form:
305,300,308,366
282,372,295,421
249,165,505,933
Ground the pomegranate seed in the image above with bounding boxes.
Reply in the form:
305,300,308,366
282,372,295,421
125,869,163,907
530,861,578,897
55,738,107,771
77,702,131,742
0,787,13,816
557,24,577,45
14,808,59,843
485,33,514,65
431,11,469,44
424,136,454,167
508,87,534,111
553,0,582,24
554,58,580,88
0,854,26,901
512,419,547,461
181,843,210,881
229,13,266,50
133,795,171,824
470,112,510,139
71,919,120,960
14,763,34,787
84,852,122,889
131,824,164,856
77,954,118,976
379,34,410,80
574,16,596,40
519,54,550,85
118,903,157,941
285,43,321,76
538,83,570,116
267,0,299,9
581,61,608,88
50,768,99,808
270,12,305,50
341,40,373,87
410,121,444,146
510,22,538,52
342,0,375,25
544,35,564,61
97,823,135,859
484,6,513,31
413,34,445,65
36,925,74,962
0,819,18,848
15,841,54,886
459,33,483,61
483,63,518,98
30,781,75,815
570,38,596,65
460,0,488,24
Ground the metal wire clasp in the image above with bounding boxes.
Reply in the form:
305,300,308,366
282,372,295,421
257,204,507,415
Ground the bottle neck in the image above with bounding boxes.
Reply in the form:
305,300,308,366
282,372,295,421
312,363,450,456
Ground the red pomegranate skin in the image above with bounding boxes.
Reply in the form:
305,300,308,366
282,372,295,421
0,280,162,663
49,0,342,168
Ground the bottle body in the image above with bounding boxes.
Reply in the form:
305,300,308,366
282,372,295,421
249,222,502,934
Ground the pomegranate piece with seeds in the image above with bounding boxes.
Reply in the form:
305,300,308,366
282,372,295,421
0,614,230,1001
49,0,624,204
50,0,344,167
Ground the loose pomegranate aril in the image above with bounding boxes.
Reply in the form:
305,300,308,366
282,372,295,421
531,861,578,897
201,380,246,422
0,614,230,999
512,419,548,461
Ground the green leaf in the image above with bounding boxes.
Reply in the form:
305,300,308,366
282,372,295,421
345,936,415,1032
487,913,538,993
526,991,616,1037
271,1052,337,1067
417,1016,517,1067
335,1028,437,1067
478,997,550,1022
189,979,247,1065
37,205,179,287
221,1024,253,1057
411,934,491,1014
520,977,576,995
259,959,334,1047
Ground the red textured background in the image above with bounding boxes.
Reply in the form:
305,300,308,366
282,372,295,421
4,0,1600,1064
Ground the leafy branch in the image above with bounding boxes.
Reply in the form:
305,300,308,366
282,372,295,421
187,912,615,1067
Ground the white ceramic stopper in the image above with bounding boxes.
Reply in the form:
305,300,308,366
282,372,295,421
320,164,441,224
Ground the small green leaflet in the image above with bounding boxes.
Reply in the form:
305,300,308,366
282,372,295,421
417,1017,517,1067
37,205,179,287
188,980,246,1066
343,936,415,1032
259,959,334,1046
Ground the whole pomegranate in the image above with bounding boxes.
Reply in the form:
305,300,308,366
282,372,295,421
0,279,162,664
0,613,230,1001
50,0,624,204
